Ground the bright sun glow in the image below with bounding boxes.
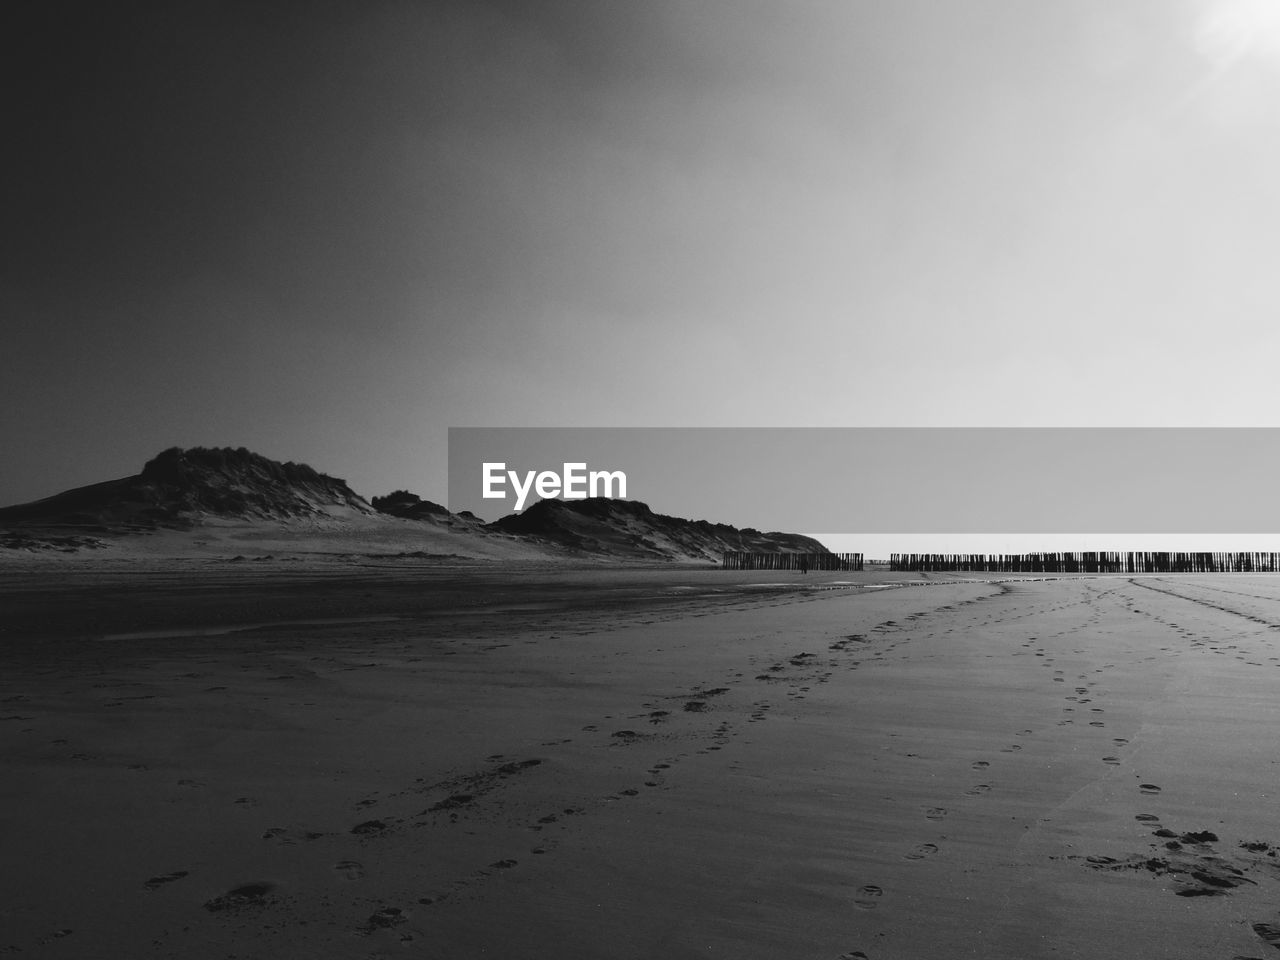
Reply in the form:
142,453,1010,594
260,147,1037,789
1195,0,1280,67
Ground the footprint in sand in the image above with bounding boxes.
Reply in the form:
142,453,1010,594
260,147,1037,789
836,952,869,959
853,885,883,909
964,784,991,796
143,870,189,890
334,860,366,880
971,761,990,770
1113,738,1129,746
1253,922,1280,948
362,906,408,932
904,843,939,861
1139,784,1162,795
204,882,277,912
1102,756,1121,765
925,807,948,820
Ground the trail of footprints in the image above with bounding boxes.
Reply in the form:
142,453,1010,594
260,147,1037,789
162,590,1003,950
830,582,1080,957
836,576,1280,960
395,603,963,915
1129,577,1280,668
843,581,1155,953
846,579,1280,960
840,582,1084,949
179,604,936,941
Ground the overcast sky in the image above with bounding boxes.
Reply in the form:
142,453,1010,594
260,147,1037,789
6,0,1280,514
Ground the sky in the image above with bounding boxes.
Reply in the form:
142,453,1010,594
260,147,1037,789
7,0,1280,531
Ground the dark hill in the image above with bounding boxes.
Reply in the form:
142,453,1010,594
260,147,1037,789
0,447,373,531
371,490,452,520
488,498,829,562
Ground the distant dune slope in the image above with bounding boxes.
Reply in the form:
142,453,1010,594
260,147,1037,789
488,496,829,562
371,490,466,522
0,446,372,530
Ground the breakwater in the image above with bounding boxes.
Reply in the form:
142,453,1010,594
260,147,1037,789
720,552,863,571
889,552,1280,573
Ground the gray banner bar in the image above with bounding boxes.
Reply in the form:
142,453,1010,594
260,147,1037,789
448,428,1280,533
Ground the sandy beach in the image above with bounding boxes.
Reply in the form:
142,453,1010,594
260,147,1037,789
5,562,1280,958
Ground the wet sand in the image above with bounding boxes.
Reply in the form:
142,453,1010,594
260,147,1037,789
5,564,1280,958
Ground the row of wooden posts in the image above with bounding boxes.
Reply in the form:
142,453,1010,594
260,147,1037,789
889,552,1280,573
720,552,864,571
718,551,1280,573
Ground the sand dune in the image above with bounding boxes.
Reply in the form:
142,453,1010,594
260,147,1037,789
0,447,830,563
5,565,1280,957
